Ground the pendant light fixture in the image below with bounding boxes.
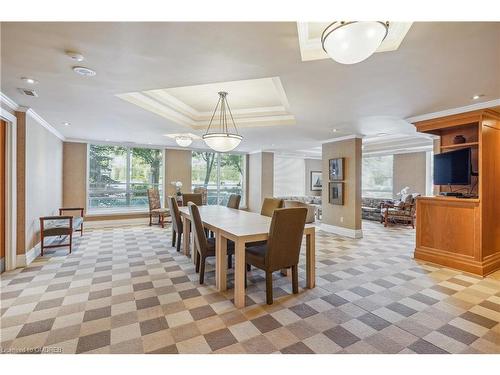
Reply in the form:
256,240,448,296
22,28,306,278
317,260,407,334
175,136,193,147
321,21,389,64
202,91,242,153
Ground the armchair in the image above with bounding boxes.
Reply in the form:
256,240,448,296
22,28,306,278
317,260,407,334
380,194,419,228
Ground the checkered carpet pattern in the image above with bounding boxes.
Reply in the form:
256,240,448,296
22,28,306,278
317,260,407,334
1,221,499,354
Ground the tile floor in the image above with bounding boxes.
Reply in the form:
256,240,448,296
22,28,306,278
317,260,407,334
1,221,499,354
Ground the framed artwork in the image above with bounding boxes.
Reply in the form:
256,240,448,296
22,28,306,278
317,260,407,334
329,182,344,205
329,158,344,181
310,171,322,191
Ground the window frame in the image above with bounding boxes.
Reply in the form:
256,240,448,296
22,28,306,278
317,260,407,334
361,154,394,199
86,143,164,214
191,151,247,208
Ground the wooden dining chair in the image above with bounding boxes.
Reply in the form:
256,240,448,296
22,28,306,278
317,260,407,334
245,207,307,304
182,193,203,206
167,196,183,252
147,188,169,227
260,197,283,217
193,187,208,205
188,202,235,284
227,194,241,209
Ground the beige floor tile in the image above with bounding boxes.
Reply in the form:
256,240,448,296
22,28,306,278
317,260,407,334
229,321,261,342
176,335,211,354
303,333,342,354
166,310,194,327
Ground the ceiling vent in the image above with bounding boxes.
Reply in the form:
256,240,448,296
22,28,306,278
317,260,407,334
18,88,38,97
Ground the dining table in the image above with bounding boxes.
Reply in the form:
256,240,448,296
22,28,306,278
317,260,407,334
177,205,316,308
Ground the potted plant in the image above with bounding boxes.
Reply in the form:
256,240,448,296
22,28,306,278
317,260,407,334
171,181,183,196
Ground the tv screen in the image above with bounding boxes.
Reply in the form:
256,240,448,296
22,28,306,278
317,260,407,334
434,148,471,185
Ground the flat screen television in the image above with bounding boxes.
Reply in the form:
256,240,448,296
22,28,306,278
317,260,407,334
433,147,471,185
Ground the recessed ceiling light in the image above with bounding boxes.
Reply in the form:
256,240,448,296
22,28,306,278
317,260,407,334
72,66,96,77
105,139,110,142
63,122,71,126
66,51,84,62
21,77,38,85
472,94,484,100
332,128,338,133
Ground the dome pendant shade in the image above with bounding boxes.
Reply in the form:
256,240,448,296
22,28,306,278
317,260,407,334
321,21,389,64
175,136,193,147
202,91,243,152
202,133,242,153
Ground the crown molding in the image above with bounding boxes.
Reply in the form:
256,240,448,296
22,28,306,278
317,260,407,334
406,98,500,124
0,91,65,141
26,109,65,141
116,76,296,129
0,92,19,111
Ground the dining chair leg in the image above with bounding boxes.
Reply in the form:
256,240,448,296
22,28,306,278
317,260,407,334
291,265,299,294
265,271,273,305
69,232,73,254
149,213,152,226
199,256,206,284
195,251,200,273
172,230,176,247
176,233,182,252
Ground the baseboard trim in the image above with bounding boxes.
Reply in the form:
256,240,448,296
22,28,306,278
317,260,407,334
414,246,500,276
85,218,153,229
320,223,363,239
17,238,57,268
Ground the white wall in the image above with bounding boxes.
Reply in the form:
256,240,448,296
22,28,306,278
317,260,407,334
274,155,305,197
25,116,63,250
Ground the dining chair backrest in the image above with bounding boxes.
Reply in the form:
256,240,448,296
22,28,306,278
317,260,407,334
266,207,307,270
147,189,161,210
182,193,203,206
187,202,209,256
227,194,241,209
167,196,182,232
260,197,283,217
193,187,208,205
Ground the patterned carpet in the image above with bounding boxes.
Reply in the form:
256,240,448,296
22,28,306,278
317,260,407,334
1,221,499,354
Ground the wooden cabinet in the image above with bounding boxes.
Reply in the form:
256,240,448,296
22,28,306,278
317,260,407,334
413,109,500,276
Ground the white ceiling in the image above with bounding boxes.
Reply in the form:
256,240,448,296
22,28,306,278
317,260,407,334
1,22,499,153
116,76,295,129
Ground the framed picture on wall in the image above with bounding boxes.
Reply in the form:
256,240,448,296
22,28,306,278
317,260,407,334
310,171,322,191
329,158,344,181
329,182,344,205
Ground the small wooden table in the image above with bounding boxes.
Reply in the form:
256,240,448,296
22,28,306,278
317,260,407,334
178,205,316,308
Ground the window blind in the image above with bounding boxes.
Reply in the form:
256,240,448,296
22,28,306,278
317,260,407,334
273,156,306,197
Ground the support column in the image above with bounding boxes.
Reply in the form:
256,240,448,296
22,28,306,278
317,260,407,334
321,137,363,238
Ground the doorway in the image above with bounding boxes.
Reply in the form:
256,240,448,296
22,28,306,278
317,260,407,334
1,120,6,272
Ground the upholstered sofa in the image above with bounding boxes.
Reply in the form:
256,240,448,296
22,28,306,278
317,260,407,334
282,200,316,223
361,197,387,221
275,196,321,223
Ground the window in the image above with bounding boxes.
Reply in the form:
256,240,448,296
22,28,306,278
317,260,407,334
191,151,245,206
88,145,163,211
362,155,393,198
273,156,305,197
